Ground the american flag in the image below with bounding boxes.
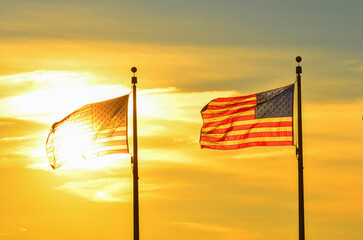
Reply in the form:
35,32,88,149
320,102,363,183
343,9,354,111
46,94,129,169
200,84,294,150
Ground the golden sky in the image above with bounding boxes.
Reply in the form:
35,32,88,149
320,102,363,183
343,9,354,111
0,1,362,240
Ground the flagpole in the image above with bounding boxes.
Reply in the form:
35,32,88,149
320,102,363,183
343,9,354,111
296,56,305,240
131,67,140,240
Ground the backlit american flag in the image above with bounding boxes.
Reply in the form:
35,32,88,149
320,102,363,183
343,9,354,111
46,94,129,169
200,84,294,150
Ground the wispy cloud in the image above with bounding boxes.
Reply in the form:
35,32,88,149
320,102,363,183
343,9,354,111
170,221,234,233
57,177,132,202
0,227,27,237
57,177,163,202
0,70,129,123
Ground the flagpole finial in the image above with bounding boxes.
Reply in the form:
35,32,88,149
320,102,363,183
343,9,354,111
296,57,302,74
131,67,137,84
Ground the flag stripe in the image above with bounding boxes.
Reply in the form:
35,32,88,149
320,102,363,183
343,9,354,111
90,140,128,149
95,130,127,139
97,126,127,133
47,144,129,159
202,107,255,119
201,131,292,142
46,135,127,152
203,102,257,113
87,149,129,159
201,136,292,145
48,140,128,154
94,135,127,143
201,141,293,150
202,109,255,122
202,117,292,133
201,127,293,137
88,145,128,155
47,141,129,159
207,94,256,104
202,115,256,128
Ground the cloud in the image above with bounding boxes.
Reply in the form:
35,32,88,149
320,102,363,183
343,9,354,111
0,117,49,168
137,89,237,123
57,177,164,202
1,40,362,103
170,221,234,233
0,70,120,100
57,177,132,202
0,227,27,237
0,71,130,123
0,117,47,137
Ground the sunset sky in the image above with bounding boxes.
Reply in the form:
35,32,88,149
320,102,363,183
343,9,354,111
0,0,362,240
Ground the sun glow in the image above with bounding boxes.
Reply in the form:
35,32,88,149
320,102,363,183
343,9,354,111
0,70,130,123
48,123,95,169
62,154,131,170
0,70,135,170
57,178,132,202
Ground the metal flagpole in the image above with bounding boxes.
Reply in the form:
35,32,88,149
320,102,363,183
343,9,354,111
131,67,140,240
295,56,305,240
